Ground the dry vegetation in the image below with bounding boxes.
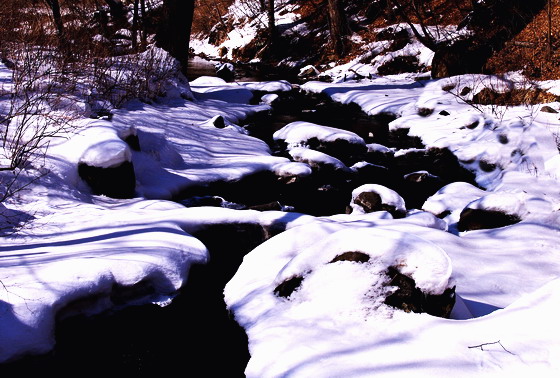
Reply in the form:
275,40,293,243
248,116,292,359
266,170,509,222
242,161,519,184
487,3,560,80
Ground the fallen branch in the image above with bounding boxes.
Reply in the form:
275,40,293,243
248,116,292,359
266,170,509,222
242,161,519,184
468,340,515,355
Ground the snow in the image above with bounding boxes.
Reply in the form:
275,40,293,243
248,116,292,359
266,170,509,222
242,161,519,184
288,147,350,172
349,184,406,214
3,15,560,376
76,120,132,168
273,121,366,149
240,80,293,92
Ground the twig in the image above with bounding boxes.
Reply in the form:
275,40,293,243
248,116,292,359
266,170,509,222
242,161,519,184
468,340,515,355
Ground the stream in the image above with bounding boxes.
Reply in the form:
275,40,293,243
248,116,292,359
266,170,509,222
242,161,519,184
0,58,478,375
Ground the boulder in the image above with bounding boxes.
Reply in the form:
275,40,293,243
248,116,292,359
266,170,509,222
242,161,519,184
349,184,406,218
457,208,521,231
77,127,136,199
384,266,456,318
78,161,136,199
377,56,422,75
216,63,235,82
273,121,367,166
431,41,492,79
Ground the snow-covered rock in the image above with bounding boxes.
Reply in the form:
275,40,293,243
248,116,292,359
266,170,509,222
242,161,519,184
349,183,406,217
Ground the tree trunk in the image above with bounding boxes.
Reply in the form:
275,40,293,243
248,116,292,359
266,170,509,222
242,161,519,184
44,0,64,40
156,0,195,72
327,0,349,57
132,0,139,51
268,0,276,50
548,0,552,56
140,0,147,48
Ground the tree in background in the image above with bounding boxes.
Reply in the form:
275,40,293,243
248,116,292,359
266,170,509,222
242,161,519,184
43,0,64,40
327,0,349,57
156,0,195,71
267,0,277,51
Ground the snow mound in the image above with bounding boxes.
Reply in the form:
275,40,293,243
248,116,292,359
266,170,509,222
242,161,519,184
288,147,350,172
78,124,132,169
350,183,406,215
0,209,208,363
241,80,293,92
274,227,452,296
273,121,365,149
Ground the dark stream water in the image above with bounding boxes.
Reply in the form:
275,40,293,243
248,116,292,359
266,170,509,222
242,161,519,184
0,58,477,375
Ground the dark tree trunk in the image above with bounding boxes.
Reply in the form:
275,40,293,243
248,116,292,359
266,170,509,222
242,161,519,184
156,0,194,72
140,0,147,48
44,0,64,39
268,0,276,49
132,0,139,50
327,0,349,57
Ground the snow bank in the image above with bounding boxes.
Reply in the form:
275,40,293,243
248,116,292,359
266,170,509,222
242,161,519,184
225,212,560,377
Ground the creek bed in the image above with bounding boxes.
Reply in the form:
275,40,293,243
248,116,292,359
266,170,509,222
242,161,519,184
0,59,478,375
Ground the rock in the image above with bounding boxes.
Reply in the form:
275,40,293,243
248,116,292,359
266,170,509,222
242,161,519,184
479,160,497,172
78,161,136,199
431,41,492,79
263,227,455,321
329,251,370,263
216,63,235,82
460,86,472,96
375,27,410,51
541,105,558,113
377,56,421,75
274,276,304,298
418,107,434,117
274,122,367,166
298,65,320,79
349,184,406,218
439,110,450,116
457,208,521,231
384,266,456,318
211,115,226,128
376,27,408,41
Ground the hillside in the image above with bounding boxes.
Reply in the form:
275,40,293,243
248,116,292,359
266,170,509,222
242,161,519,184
192,0,560,80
